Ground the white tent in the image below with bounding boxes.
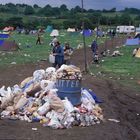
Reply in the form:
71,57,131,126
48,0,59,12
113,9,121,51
67,28,76,32
50,29,59,37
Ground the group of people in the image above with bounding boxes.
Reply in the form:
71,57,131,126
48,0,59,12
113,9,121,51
50,36,73,68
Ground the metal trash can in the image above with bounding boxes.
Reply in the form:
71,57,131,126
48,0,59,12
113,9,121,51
56,79,81,106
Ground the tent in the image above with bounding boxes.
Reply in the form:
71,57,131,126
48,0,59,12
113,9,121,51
0,40,19,51
0,40,4,46
125,38,140,46
45,25,53,33
82,29,92,37
135,33,140,39
0,33,9,38
3,26,14,32
67,28,76,32
0,33,18,51
135,48,140,58
50,29,59,37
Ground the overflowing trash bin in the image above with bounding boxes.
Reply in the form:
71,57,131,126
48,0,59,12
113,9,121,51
0,65,103,129
56,79,81,106
56,65,82,106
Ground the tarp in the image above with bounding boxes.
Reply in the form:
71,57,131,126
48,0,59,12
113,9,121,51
125,38,139,46
0,33,9,38
50,29,59,37
0,40,19,51
135,48,140,58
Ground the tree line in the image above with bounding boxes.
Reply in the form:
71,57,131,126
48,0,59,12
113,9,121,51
0,3,140,29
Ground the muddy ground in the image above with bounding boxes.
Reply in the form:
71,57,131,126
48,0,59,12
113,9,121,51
0,37,140,140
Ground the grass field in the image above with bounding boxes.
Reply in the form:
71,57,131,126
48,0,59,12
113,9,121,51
0,31,140,90
89,46,140,91
0,30,104,66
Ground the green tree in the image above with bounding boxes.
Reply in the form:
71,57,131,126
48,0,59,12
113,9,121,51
72,6,82,13
24,6,35,15
63,20,77,29
60,4,68,11
33,4,40,9
109,8,116,12
0,18,5,29
120,13,132,25
6,17,23,27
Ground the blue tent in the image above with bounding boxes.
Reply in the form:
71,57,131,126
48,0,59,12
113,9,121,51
45,25,53,33
0,33,9,38
0,40,4,46
125,38,140,46
82,29,92,37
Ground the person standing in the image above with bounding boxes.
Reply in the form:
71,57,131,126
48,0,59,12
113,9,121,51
52,41,64,68
91,40,98,58
64,42,73,65
50,36,58,47
36,32,41,45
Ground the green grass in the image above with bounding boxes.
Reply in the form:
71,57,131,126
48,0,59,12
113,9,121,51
89,46,140,91
0,30,102,66
0,31,140,91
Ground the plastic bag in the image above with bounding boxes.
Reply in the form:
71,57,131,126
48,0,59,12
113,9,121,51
14,95,28,110
81,97,93,112
63,97,75,113
49,54,55,64
81,88,95,104
33,69,46,81
37,100,50,115
45,67,56,81
40,80,55,92
0,87,15,109
48,91,64,113
45,110,63,129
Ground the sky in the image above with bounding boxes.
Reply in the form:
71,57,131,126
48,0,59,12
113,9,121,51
0,0,140,10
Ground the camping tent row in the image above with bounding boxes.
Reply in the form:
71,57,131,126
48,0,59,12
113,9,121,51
50,29,92,37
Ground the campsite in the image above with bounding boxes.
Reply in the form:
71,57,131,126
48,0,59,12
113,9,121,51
0,1,140,140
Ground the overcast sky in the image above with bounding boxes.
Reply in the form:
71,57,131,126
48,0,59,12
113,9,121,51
0,0,140,10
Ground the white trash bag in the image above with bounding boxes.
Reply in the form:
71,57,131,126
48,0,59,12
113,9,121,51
49,54,55,64
37,99,50,115
63,97,75,113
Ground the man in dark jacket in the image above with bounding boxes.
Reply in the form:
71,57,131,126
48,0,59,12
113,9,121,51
52,41,64,68
91,40,98,56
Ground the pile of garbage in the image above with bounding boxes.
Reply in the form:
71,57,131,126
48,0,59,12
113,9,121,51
0,65,103,129
56,65,82,80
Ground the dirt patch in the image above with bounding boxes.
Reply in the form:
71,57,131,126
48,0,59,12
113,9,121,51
0,37,140,140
